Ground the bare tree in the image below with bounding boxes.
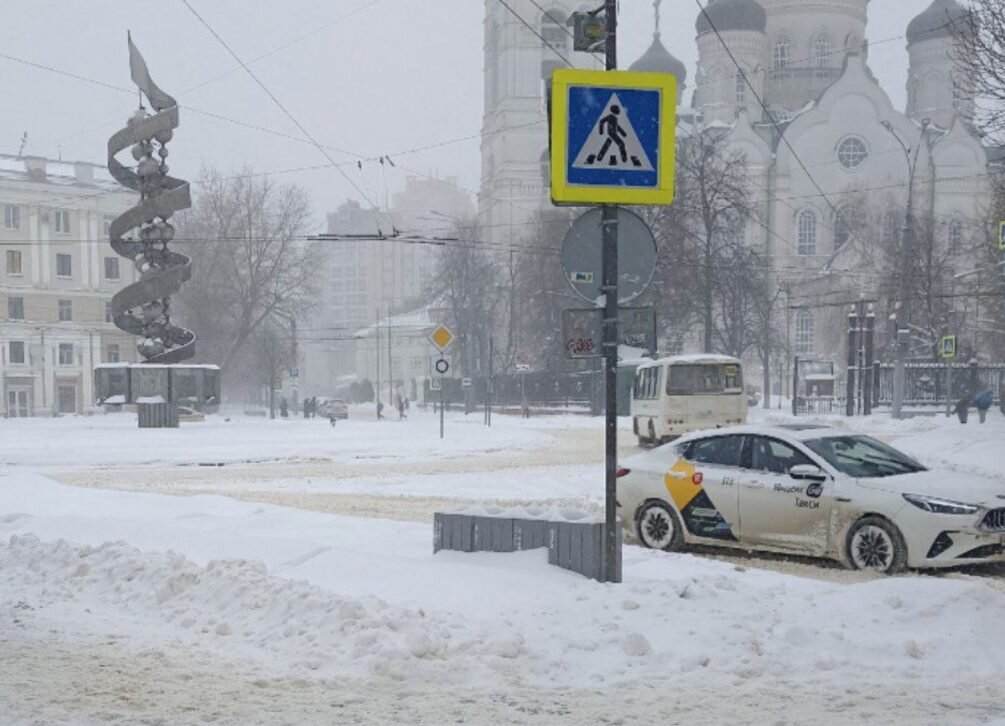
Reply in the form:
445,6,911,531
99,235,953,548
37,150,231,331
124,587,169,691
429,218,501,398
673,128,754,353
175,167,321,376
954,2,1005,142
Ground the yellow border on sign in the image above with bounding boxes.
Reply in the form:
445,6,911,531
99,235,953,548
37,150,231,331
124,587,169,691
550,68,677,206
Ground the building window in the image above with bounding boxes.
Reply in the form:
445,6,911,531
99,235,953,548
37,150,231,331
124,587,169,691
540,8,568,47
104,257,120,280
833,206,856,250
54,209,71,234
773,37,791,70
4,204,20,230
813,33,832,69
882,211,900,246
9,341,26,365
106,344,120,363
795,309,815,355
735,71,746,105
106,301,113,323
56,253,72,278
6,250,23,276
58,299,72,321
837,136,868,170
58,343,74,366
797,210,817,256
948,219,963,252
8,296,24,320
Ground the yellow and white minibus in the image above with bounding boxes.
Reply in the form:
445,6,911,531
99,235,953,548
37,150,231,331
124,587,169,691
631,354,747,445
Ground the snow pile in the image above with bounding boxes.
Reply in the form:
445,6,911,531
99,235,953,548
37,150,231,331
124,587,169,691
0,533,515,685
3,518,1004,692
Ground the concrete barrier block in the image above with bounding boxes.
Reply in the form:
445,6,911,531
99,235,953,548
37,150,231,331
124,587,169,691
434,511,622,583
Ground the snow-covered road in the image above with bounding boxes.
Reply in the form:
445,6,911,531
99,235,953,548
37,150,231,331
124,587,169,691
2,408,1004,724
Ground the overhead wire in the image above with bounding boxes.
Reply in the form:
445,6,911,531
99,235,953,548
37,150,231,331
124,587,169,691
179,0,389,233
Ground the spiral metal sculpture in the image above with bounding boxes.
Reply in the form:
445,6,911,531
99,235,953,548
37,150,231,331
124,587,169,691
107,34,194,364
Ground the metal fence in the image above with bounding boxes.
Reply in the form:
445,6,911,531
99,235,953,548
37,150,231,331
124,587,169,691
875,362,1004,407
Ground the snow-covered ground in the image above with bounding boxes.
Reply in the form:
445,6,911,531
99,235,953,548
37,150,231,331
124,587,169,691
1,408,1004,724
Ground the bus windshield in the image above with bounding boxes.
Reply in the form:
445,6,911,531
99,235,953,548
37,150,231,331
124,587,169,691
666,363,743,395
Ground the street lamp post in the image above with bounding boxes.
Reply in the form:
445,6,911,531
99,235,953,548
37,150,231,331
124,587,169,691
881,118,930,419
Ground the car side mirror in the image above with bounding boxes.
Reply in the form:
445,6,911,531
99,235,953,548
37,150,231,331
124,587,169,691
789,464,826,482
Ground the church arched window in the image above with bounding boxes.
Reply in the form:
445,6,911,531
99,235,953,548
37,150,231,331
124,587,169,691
795,309,815,355
797,209,817,256
540,8,569,50
882,211,901,247
948,218,963,252
774,37,791,71
813,32,832,77
833,206,856,250
735,70,746,106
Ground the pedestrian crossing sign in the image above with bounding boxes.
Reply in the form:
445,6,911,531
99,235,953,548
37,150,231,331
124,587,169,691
550,69,676,206
941,335,957,360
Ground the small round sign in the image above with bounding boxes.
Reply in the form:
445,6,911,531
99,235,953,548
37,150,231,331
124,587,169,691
435,358,449,374
561,207,657,304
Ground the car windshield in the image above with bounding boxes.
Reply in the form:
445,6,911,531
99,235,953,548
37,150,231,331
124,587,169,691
804,435,927,478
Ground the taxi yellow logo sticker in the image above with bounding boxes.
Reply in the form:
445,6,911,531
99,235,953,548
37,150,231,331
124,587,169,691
664,459,703,511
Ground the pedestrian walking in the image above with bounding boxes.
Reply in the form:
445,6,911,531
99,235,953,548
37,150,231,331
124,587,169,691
280,397,289,418
398,395,406,420
303,397,310,419
974,387,993,423
954,393,970,424
377,400,384,420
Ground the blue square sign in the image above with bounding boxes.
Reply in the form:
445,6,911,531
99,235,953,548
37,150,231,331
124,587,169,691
565,86,661,190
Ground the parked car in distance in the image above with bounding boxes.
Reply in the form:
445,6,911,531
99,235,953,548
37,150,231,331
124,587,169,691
617,424,1005,573
316,397,349,420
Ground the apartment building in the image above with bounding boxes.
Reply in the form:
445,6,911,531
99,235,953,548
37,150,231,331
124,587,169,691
0,154,138,416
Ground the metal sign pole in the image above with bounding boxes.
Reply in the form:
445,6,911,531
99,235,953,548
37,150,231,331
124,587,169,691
440,377,445,439
601,0,620,584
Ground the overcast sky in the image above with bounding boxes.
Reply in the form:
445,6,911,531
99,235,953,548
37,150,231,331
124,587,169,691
0,0,934,229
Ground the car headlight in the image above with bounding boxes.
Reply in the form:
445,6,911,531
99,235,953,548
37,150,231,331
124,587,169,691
902,493,980,515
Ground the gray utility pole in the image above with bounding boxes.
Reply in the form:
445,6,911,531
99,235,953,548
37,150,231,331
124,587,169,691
601,0,620,584
375,306,381,421
387,309,393,410
884,118,929,419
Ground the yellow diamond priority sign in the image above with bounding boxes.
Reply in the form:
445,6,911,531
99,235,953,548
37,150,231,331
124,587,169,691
429,324,455,353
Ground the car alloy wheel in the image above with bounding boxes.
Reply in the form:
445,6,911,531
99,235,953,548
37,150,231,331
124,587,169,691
851,525,893,569
637,501,681,551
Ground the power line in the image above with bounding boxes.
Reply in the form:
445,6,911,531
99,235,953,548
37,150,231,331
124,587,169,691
695,0,840,220
179,0,388,232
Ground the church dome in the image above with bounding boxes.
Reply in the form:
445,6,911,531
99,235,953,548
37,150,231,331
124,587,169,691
695,0,767,37
907,0,967,45
629,35,687,86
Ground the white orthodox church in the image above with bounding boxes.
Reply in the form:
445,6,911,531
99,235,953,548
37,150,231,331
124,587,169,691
479,0,992,380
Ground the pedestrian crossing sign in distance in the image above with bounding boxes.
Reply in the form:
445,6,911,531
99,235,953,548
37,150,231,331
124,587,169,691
550,69,676,206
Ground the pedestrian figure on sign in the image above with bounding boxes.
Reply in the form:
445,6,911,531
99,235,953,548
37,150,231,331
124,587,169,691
974,387,993,423
954,393,970,424
587,105,635,167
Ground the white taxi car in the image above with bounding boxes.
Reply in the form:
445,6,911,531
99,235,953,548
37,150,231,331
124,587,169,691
616,424,1005,573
